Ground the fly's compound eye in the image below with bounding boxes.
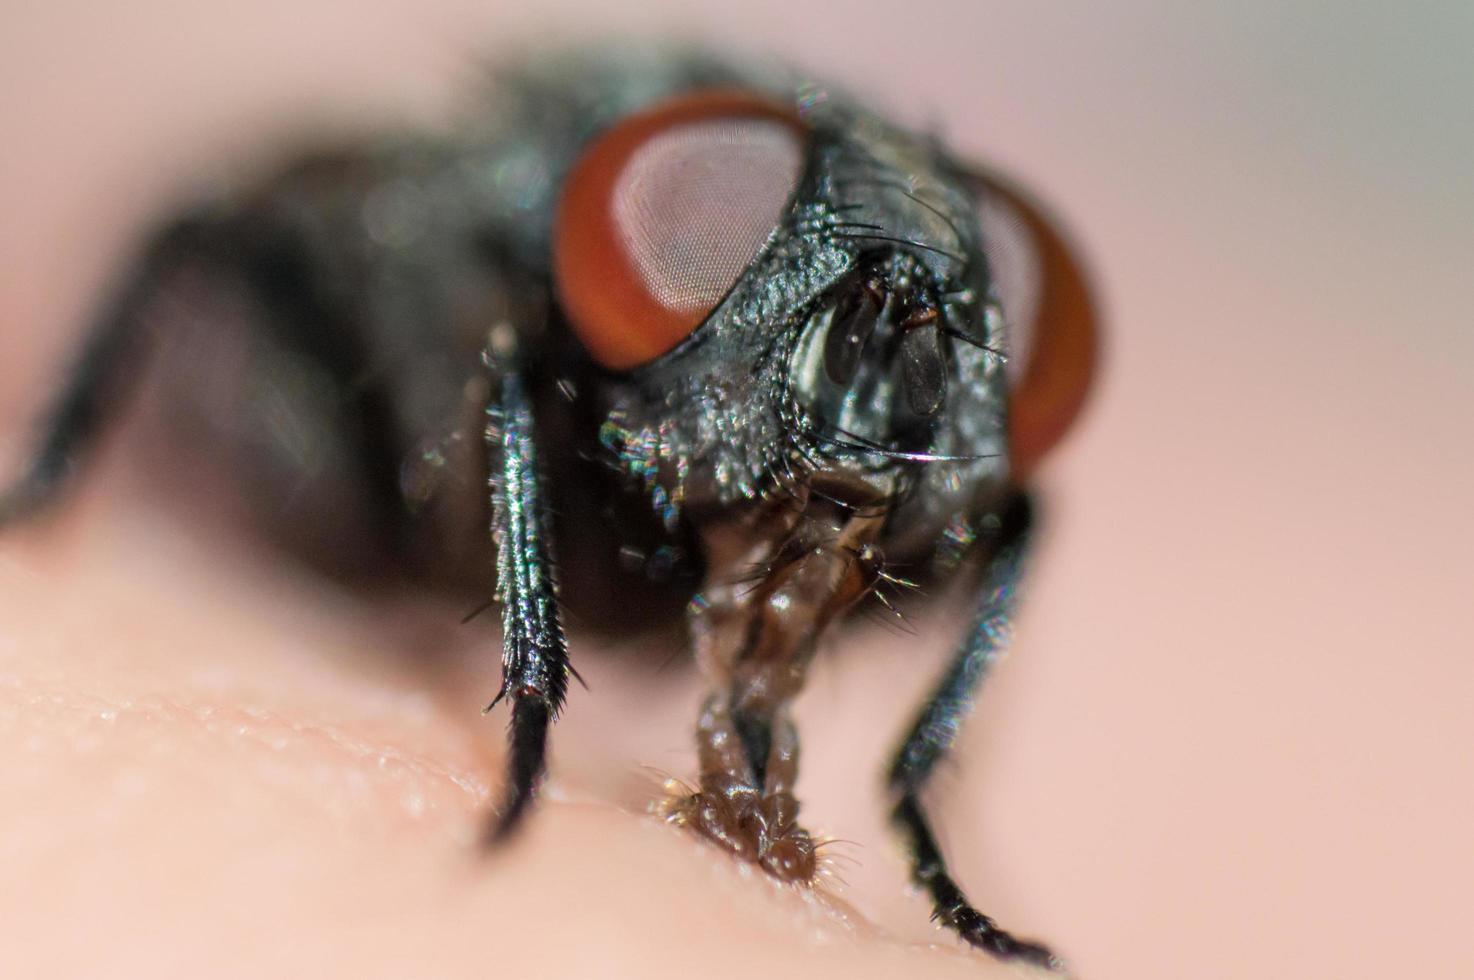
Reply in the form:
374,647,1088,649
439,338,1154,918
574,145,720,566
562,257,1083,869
553,91,806,370
968,170,1099,478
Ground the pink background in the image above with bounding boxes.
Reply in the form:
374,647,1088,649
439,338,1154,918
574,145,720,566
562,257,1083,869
1,3,1470,980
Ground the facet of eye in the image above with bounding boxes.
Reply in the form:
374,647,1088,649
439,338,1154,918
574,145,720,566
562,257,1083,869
967,169,1099,478
553,91,806,370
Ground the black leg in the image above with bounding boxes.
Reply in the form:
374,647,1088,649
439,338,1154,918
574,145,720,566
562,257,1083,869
0,219,206,527
886,493,1062,971
0,213,410,549
228,218,413,555
483,347,570,842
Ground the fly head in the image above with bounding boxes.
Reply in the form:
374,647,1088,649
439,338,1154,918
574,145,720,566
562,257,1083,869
583,89,1014,555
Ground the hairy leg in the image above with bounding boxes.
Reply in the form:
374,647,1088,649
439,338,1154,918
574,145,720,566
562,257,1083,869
887,493,1059,969
483,340,571,841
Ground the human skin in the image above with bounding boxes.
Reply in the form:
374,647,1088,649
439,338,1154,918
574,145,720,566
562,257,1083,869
0,456,1050,980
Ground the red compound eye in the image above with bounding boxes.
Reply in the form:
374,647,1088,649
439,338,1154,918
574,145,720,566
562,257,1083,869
969,169,1100,478
554,90,806,370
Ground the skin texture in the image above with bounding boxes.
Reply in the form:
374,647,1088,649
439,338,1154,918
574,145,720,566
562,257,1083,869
0,435,1051,980
3,4,1472,980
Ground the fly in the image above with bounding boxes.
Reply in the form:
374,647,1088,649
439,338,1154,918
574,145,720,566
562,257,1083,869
0,47,1097,969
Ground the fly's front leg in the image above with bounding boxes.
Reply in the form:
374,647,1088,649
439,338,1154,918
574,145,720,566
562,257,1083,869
886,492,1060,970
483,327,571,842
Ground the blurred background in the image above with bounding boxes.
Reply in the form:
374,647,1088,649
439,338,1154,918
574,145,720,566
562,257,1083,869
1,2,1470,980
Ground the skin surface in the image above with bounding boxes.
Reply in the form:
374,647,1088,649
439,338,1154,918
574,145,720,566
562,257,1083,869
3,4,1472,980
0,455,1049,980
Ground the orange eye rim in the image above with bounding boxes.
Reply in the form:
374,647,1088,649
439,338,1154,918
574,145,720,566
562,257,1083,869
553,89,809,372
965,167,1100,480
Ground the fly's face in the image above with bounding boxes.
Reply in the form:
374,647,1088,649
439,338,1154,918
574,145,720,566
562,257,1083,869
552,85,1010,542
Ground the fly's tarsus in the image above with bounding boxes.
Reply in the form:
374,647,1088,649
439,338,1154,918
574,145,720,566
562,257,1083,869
485,695,552,844
893,794,1062,970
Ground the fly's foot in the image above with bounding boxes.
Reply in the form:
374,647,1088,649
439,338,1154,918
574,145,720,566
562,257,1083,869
943,902,1061,971
662,785,816,883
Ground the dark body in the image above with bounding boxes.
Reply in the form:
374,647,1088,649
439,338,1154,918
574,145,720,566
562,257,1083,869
0,48,1087,969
